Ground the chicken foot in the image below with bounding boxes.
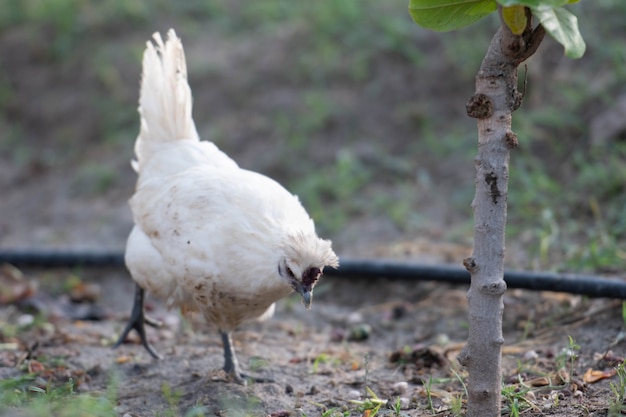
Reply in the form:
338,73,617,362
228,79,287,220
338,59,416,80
220,330,275,385
113,283,163,360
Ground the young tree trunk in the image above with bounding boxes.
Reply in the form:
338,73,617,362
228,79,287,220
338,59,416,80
458,9,545,417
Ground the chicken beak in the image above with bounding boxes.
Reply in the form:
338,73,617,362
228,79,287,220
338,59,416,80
300,289,313,310
292,281,313,309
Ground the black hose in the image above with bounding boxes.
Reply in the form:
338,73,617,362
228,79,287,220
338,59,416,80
0,250,126,268
329,259,626,299
0,250,624,299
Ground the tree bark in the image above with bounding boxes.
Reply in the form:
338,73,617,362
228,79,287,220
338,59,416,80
458,9,545,417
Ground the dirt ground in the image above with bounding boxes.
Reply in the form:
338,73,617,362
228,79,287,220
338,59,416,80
1,264,625,416
1,4,626,416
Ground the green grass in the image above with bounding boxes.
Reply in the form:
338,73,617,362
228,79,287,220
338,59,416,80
0,375,116,417
501,378,533,417
292,149,373,234
0,372,209,417
349,386,387,416
609,360,626,416
508,139,626,271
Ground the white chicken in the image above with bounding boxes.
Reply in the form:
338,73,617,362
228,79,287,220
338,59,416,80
113,30,339,384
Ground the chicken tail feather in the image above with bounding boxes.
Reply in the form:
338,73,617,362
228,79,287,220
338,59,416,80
133,29,198,172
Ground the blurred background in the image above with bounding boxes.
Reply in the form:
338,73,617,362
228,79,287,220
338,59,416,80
1,0,624,273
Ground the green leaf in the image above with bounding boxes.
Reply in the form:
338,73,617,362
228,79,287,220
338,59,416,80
502,5,527,35
532,5,586,58
497,0,568,6
409,0,496,32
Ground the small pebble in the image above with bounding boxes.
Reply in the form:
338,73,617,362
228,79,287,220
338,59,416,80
329,328,346,342
162,313,180,329
347,312,363,324
559,347,577,359
160,329,175,340
434,333,450,346
269,411,291,417
76,382,90,393
346,390,361,400
524,350,539,361
16,314,34,327
391,381,408,395
387,397,410,410
398,397,410,410
391,304,408,320
69,282,101,303
306,385,319,395
348,323,371,341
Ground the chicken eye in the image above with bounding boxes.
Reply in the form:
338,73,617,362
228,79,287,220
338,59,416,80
278,261,296,279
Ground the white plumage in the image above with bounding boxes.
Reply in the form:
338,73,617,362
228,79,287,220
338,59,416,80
114,30,338,384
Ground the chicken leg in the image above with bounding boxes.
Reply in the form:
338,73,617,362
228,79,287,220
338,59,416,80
113,283,162,360
220,330,274,385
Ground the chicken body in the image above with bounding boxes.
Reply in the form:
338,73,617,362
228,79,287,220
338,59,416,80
114,30,338,383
